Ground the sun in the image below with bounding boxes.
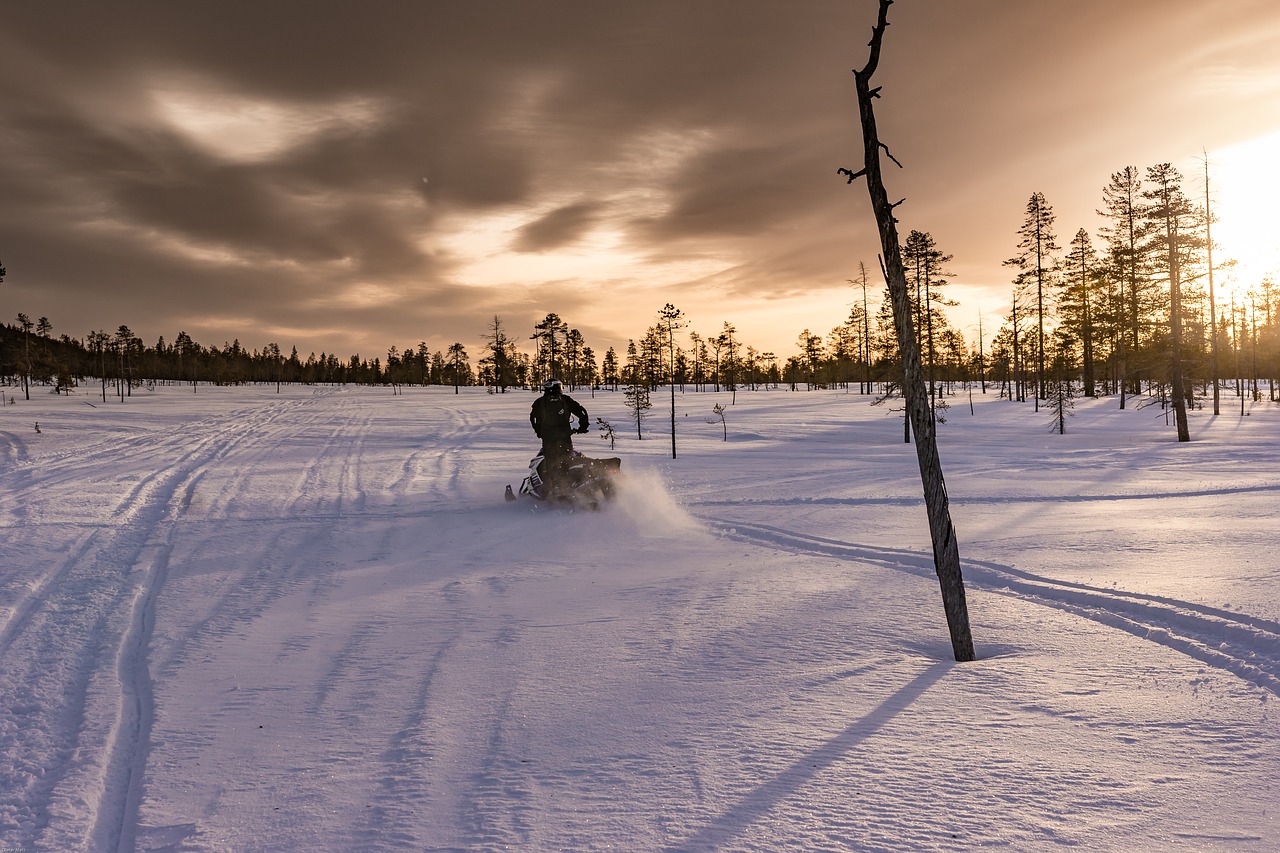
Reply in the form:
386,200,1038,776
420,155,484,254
1204,130,1280,301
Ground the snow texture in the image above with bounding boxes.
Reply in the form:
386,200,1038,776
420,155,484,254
1,385,1277,851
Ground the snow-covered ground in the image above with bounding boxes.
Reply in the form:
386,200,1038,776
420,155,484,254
1,383,1277,852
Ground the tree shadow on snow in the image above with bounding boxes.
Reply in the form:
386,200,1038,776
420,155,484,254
664,662,949,852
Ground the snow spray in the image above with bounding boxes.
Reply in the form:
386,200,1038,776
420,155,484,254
612,467,704,537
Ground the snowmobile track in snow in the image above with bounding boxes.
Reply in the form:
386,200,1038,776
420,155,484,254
0,393,325,851
705,518,1280,696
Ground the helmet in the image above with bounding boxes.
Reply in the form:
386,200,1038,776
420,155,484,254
542,378,563,394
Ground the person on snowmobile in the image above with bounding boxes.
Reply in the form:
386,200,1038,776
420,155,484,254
530,378,589,498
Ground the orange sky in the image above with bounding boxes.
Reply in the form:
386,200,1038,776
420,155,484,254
1,1,1278,362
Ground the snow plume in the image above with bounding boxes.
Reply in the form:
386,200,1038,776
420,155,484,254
612,466,704,536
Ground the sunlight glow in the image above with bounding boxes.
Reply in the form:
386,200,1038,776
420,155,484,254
151,81,387,163
437,205,732,293
322,282,403,310
1204,130,1280,299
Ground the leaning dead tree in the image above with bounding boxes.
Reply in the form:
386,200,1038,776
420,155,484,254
839,0,975,661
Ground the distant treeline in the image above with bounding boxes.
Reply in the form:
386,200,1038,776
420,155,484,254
2,291,1276,408
0,319,483,401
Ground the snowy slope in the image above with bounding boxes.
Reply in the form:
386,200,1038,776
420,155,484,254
1,385,1277,852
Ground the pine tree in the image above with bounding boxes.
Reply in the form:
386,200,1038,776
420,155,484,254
623,340,639,386
1005,192,1060,406
446,342,469,394
657,304,685,458
623,382,650,439
1143,163,1201,442
532,313,567,379
601,347,620,390
902,230,957,413
849,261,875,394
1098,166,1153,407
1062,229,1101,397
717,322,740,399
480,315,516,392
1203,154,1223,414
796,329,823,389
565,328,585,390
1047,375,1074,435
16,313,34,400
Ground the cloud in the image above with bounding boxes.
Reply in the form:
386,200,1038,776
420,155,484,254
511,202,604,253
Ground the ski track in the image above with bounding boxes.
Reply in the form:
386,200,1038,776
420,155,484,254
0,391,331,851
689,480,1280,508
703,517,1280,697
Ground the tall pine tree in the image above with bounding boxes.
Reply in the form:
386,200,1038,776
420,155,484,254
1005,193,1059,407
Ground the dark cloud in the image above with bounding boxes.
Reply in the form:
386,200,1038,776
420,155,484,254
511,202,603,253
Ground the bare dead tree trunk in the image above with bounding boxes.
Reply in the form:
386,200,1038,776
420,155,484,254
1204,152,1220,417
841,0,975,661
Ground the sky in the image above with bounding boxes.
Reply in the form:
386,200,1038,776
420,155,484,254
2,0,1279,363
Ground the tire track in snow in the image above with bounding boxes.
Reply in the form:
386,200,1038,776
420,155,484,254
400,404,491,506
415,405,482,504
80,402,301,853
356,639,456,851
0,528,98,656
284,416,361,518
704,518,1280,696
0,398,304,851
130,395,454,693
331,397,372,517
0,429,30,468
0,397,316,507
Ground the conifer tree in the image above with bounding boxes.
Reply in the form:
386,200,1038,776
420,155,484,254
657,304,685,458
1047,376,1074,435
717,322,740,399
532,313,567,379
16,313,33,400
850,261,875,394
1098,166,1152,407
902,230,956,412
623,381,650,439
446,342,469,394
796,329,823,389
480,315,516,392
601,347,620,390
1006,192,1059,406
1203,153,1222,415
1143,162,1200,442
1062,229,1101,397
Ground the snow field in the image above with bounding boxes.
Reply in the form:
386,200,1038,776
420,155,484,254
1,384,1277,851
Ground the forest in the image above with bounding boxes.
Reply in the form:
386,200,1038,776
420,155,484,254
1,162,1277,413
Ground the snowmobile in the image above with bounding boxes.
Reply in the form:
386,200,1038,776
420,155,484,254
505,450,622,510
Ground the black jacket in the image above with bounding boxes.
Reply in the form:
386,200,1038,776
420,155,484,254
530,391,588,442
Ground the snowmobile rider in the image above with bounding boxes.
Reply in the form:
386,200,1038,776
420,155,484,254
530,379,589,495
